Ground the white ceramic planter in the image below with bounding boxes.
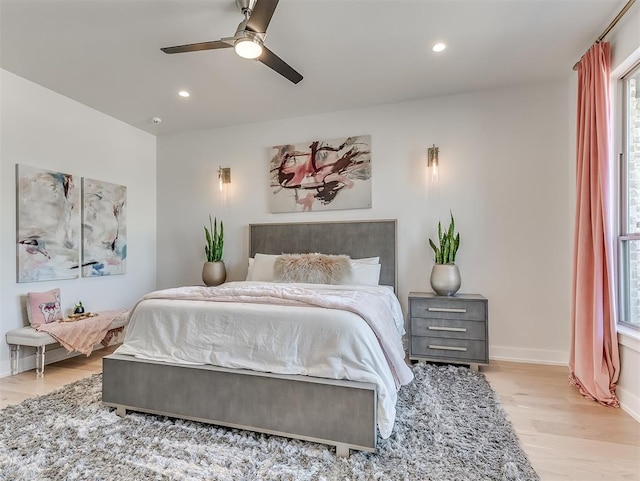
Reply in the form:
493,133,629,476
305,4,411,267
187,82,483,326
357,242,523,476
430,264,461,296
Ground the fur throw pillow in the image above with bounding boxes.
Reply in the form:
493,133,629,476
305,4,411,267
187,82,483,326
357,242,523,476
273,253,352,285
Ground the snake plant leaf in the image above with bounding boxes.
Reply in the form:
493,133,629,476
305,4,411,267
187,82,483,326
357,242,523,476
453,233,460,258
449,211,455,238
429,238,440,262
443,237,450,263
447,219,454,244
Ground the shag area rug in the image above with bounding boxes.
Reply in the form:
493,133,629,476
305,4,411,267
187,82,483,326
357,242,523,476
0,363,538,481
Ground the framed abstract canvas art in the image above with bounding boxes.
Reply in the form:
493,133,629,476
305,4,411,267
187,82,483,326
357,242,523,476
16,164,81,282
82,178,127,276
269,135,372,213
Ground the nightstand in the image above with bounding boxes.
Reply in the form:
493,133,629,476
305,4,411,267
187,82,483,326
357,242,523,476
408,292,488,371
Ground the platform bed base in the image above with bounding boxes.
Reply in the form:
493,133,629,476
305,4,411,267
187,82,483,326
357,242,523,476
102,354,377,457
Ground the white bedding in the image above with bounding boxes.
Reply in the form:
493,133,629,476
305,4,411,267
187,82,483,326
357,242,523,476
115,281,412,438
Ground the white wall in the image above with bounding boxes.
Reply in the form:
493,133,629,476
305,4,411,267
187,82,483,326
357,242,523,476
0,69,157,376
157,79,572,365
610,0,640,71
609,0,640,421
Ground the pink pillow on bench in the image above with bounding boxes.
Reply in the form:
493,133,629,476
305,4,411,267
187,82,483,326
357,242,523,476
26,288,62,326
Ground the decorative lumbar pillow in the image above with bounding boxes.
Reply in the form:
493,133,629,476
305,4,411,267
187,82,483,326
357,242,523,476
274,253,353,285
26,288,62,326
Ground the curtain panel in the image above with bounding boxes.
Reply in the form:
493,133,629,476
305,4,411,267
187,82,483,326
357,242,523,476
570,42,620,407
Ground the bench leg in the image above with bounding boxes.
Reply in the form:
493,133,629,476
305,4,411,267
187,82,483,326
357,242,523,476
10,345,20,375
36,345,46,379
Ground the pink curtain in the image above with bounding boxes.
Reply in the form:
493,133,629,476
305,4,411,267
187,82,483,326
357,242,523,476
570,42,620,407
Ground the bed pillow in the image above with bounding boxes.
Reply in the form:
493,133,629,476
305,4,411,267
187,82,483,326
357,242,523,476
274,253,353,285
26,288,62,326
246,258,254,281
248,253,281,281
351,257,380,266
349,263,382,285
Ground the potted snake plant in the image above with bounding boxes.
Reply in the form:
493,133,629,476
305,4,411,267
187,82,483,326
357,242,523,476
428,212,461,296
202,215,226,286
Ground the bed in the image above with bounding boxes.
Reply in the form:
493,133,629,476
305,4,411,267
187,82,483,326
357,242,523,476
102,219,411,457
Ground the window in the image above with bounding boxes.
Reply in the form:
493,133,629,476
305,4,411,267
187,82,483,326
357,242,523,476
619,61,640,329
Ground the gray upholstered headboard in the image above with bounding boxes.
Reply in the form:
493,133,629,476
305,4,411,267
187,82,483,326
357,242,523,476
249,220,397,291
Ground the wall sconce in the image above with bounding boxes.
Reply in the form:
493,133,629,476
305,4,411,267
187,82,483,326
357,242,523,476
218,167,231,192
427,144,439,183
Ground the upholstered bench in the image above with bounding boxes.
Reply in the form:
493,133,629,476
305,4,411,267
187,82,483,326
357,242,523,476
6,311,129,379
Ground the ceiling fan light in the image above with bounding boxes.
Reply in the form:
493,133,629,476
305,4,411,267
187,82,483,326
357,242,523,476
234,37,263,59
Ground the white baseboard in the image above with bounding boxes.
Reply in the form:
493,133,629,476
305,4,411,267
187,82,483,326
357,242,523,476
0,359,12,378
489,345,568,366
618,385,640,423
0,346,85,378
34,345,95,371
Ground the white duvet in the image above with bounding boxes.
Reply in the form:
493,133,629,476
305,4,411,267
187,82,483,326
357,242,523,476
115,281,412,438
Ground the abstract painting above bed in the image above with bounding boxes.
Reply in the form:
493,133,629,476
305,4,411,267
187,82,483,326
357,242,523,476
269,134,371,213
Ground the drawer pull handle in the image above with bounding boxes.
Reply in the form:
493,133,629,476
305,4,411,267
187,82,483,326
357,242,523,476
428,326,467,333
427,307,467,313
428,344,468,352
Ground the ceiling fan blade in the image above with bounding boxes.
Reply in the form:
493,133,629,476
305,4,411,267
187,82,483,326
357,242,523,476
246,0,279,34
161,40,233,54
258,46,303,84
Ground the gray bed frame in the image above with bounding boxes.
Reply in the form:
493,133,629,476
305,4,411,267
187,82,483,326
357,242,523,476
102,219,397,457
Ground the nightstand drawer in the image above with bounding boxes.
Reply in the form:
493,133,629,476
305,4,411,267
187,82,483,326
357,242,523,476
410,298,485,321
411,317,486,340
411,337,487,362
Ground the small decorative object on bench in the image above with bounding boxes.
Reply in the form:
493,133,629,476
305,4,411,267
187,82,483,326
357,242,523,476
62,312,98,322
73,301,85,314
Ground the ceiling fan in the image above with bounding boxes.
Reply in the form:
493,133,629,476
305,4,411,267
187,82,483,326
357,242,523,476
161,0,303,84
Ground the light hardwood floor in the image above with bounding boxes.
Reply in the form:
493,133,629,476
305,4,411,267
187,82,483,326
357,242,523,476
483,362,640,481
1,349,638,480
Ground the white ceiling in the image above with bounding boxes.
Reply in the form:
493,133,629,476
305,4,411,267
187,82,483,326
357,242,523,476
0,0,625,136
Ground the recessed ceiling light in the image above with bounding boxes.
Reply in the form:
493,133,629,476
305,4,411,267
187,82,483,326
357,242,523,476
432,43,446,53
178,90,190,98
